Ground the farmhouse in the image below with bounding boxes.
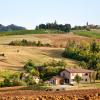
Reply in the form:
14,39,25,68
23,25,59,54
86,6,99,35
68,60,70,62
49,68,95,85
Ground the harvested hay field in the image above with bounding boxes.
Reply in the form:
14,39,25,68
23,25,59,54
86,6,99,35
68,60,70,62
0,89,100,100
0,45,77,71
0,33,99,47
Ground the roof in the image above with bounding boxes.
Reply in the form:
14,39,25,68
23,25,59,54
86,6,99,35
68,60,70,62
50,75,63,80
64,68,94,73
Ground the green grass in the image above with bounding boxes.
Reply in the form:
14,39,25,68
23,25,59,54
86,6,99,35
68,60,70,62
80,81,100,88
73,30,100,39
0,70,18,78
1,29,100,38
0,29,66,36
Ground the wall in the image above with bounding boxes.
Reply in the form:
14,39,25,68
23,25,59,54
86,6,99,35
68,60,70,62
70,73,90,84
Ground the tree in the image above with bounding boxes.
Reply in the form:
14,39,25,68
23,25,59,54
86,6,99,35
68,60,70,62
39,24,46,29
24,60,35,72
64,24,71,32
78,61,88,69
63,40,100,71
36,22,71,32
74,74,82,88
90,40,99,53
30,69,39,77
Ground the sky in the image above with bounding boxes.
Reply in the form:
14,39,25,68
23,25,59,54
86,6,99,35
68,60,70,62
0,0,100,29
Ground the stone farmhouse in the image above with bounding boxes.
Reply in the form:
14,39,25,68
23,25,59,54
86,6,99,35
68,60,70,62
49,68,95,85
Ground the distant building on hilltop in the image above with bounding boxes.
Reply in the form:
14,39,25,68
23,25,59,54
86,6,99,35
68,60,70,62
86,22,100,29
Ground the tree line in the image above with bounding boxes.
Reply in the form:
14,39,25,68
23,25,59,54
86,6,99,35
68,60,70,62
35,21,71,32
9,39,51,47
63,40,100,79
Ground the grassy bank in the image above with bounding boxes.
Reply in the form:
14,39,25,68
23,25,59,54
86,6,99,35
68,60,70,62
0,29,66,36
73,30,100,38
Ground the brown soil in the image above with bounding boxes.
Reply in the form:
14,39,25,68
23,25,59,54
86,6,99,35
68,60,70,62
0,88,100,100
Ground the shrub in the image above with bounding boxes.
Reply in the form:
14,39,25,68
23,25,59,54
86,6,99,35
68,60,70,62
9,39,51,47
3,78,13,87
24,60,35,72
13,80,27,86
43,59,67,68
74,74,82,87
30,69,39,76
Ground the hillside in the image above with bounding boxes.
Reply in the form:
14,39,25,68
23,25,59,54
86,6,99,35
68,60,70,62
0,29,100,98
0,29,65,36
0,45,77,71
0,29,100,40
0,24,26,32
0,31,99,71
73,29,100,38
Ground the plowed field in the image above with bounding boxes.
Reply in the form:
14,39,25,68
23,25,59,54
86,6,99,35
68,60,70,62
0,89,100,100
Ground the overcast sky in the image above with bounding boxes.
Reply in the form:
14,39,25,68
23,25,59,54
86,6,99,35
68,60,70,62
0,0,99,29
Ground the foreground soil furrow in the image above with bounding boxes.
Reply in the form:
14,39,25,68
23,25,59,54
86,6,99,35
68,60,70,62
0,89,100,100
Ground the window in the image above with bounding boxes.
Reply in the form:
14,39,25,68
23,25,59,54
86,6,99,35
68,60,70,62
85,79,87,82
63,73,65,77
85,73,88,76
52,80,55,84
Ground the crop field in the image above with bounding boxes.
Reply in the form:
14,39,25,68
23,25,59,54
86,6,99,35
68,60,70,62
0,33,99,71
0,32,99,99
0,45,77,71
0,89,100,100
0,29,65,36
73,30,100,38
0,33,99,46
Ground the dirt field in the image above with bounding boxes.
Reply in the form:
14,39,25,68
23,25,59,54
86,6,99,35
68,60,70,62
0,88,100,100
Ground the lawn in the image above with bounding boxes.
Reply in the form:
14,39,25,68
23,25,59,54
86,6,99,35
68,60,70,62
79,81,100,89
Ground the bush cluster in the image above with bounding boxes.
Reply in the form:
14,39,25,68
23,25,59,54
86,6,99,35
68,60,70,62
9,39,51,47
0,73,27,87
24,59,66,81
63,40,100,79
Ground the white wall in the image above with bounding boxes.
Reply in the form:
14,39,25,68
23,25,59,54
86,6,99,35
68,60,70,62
70,73,90,84
60,70,90,84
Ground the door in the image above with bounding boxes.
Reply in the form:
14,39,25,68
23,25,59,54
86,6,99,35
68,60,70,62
65,79,69,83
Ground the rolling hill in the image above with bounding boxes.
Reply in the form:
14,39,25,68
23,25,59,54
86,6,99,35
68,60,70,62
0,29,99,72
73,29,100,38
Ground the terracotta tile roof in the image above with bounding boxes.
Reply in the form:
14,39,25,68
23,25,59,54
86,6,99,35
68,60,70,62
50,75,63,80
65,68,94,73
